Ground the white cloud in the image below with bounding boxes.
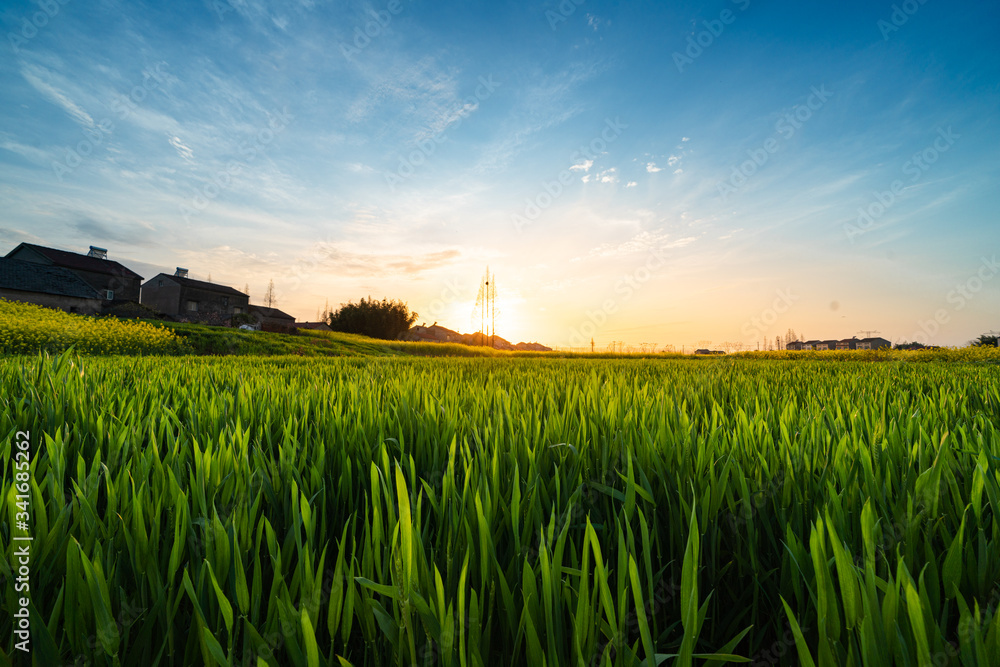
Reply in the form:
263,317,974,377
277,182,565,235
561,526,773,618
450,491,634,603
646,162,662,173
169,136,194,161
682,137,690,142
583,229,698,259
625,181,637,188
20,64,94,128
570,159,593,172
673,168,683,174
597,168,618,183
0,135,51,164
581,174,592,183
667,155,680,166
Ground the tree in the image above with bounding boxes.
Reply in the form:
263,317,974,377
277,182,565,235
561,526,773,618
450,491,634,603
327,297,417,340
264,280,277,308
971,332,999,347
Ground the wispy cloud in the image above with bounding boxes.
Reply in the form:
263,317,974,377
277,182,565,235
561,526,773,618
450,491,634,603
20,63,94,127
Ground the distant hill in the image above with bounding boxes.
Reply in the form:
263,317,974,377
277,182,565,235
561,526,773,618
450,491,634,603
403,324,552,351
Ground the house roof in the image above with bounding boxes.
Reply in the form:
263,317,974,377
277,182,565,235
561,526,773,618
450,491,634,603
294,321,331,330
8,242,143,279
249,304,295,321
0,257,103,300
147,273,248,298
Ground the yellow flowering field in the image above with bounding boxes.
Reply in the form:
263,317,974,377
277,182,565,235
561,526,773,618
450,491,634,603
0,299,182,355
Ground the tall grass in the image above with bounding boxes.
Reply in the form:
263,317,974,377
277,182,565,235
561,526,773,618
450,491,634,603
1,353,999,665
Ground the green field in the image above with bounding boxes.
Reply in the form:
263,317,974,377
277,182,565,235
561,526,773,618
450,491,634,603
2,352,1000,666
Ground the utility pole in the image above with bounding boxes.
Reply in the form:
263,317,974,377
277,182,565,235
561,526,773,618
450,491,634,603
857,329,880,339
476,267,497,348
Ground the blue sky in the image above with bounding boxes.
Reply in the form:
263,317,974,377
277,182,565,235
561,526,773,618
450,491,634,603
1,0,997,348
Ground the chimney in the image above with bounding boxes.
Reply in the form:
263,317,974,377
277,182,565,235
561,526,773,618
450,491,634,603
174,267,189,278
88,246,108,259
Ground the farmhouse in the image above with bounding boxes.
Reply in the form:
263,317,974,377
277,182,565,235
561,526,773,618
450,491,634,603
856,337,891,350
248,304,296,333
5,243,143,305
404,324,463,343
786,336,892,351
140,268,249,324
0,257,104,314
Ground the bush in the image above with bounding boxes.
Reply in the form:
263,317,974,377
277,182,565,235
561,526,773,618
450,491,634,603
0,299,182,355
231,313,257,328
327,297,417,340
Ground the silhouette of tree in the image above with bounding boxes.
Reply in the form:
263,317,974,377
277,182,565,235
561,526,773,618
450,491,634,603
327,297,417,340
264,280,277,308
971,332,999,347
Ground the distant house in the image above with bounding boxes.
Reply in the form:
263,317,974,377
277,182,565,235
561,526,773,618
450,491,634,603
0,257,103,314
514,342,553,351
5,243,143,305
140,268,249,324
792,336,892,351
857,337,891,350
294,321,332,332
405,324,463,343
249,305,296,333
